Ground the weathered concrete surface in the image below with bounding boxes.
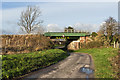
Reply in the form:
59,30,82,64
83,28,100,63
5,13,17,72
23,53,94,79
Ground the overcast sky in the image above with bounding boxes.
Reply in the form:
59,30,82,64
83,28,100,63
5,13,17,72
1,1,118,34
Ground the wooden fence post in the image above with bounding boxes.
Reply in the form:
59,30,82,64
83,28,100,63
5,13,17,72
9,39,10,46
25,40,26,46
6,40,8,45
114,41,115,48
116,41,119,48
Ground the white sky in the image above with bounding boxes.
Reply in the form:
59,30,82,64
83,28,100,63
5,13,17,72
0,1,119,34
1,0,119,2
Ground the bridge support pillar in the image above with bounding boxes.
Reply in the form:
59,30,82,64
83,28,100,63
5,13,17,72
67,41,80,50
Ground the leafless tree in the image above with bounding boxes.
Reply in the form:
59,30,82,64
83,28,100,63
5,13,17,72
32,25,45,34
18,6,43,34
105,17,117,36
99,17,118,46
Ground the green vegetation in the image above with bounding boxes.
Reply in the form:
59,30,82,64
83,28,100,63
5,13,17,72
2,49,68,79
74,48,118,78
81,41,103,49
54,44,65,47
91,32,98,37
0,55,2,80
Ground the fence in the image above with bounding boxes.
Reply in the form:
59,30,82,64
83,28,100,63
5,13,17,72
113,41,120,48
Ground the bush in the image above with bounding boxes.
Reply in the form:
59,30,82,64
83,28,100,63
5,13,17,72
81,41,103,49
2,49,68,79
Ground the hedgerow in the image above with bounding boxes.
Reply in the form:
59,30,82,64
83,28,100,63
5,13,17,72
2,49,68,79
81,41,103,49
1,34,54,55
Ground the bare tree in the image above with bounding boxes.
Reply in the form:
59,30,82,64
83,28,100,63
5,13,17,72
105,17,117,36
18,6,43,34
99,17,118,46
33,25,45,34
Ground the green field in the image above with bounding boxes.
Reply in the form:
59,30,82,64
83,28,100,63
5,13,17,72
0,55,2,80
2,49,68,79
74,48,118,78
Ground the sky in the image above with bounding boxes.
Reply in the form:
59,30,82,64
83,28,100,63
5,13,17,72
1,1,118,34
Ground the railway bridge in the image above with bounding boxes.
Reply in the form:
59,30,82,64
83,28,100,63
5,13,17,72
44,32,90,50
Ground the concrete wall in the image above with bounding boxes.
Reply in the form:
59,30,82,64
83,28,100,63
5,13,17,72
67,36,91,50
67,41,80,50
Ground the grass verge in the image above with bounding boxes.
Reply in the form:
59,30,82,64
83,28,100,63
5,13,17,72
74,48,118,78
0,55,2,80
2,49,68,79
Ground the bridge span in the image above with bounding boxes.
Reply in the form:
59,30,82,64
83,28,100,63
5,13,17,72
44,32,91,50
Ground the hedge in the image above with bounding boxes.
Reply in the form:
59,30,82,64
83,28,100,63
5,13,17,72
81,41,103,49
1,34,54,55
2,49,68,79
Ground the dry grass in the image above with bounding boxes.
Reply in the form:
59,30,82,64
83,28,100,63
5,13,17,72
110,49,120,79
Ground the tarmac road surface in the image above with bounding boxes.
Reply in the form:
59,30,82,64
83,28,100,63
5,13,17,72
23,52,94,79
